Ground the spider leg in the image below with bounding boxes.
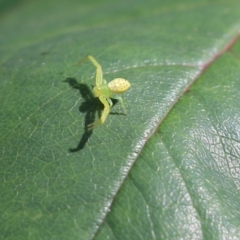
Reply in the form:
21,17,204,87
107,97,113,108
77,55,103,85
111,96,127,114
88,96,111,130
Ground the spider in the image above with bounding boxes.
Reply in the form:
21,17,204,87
77,55,131,130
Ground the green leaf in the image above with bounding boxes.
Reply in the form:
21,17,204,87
96,44,240,240
1,0,240,239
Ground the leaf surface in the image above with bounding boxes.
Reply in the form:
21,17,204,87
1,0,240,239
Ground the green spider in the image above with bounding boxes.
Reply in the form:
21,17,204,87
78,55,131,130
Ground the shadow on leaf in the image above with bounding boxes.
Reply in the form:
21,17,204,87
64,77,124,152
64,77,102,152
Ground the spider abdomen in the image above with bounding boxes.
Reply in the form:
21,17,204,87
108,78,131,94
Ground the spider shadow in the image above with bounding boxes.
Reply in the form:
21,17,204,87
64,77,121,152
